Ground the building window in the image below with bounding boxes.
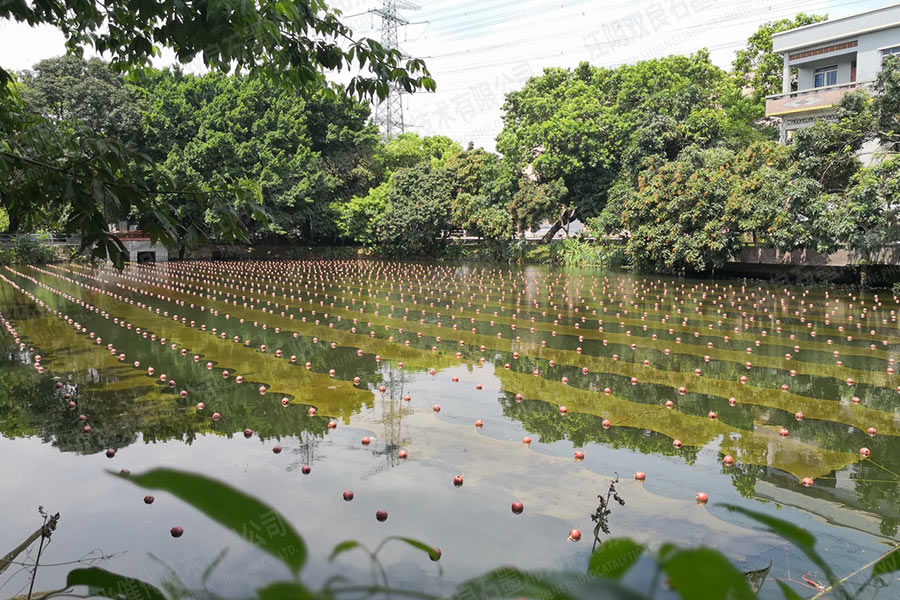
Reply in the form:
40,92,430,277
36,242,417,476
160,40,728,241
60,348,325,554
814,65,837,88
882,46,900,69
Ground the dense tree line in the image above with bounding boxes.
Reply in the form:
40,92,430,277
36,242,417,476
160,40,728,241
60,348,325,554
6,9,900,273
0,0,434,266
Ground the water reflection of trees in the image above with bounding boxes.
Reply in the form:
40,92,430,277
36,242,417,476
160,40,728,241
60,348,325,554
0,349,340,456
498,391,900,534
498,394,699,464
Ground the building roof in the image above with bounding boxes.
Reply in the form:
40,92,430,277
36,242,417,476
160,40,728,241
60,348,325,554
772,3,900,53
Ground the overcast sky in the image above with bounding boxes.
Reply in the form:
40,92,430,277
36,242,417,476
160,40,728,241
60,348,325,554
0,0,891,151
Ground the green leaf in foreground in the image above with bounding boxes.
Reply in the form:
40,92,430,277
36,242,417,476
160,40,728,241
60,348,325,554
67,567,166,600
660,546,756,600
450,567,646,600
115,468,306,573
873,545,900,576
777,580,807,599
390,536,443,562
588,538,644,579
724,504,834,581
329,540,361,561
257,581,317,600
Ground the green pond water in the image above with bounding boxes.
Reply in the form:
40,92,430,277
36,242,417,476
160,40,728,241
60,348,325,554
1,260,899,598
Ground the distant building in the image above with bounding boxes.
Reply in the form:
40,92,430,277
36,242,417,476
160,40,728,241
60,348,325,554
765,3,900,159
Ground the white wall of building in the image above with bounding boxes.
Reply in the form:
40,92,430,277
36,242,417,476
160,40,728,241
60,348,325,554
773,5,900,54
856,27,900,81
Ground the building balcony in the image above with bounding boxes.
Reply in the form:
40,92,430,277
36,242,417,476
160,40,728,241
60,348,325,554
765,80,873,117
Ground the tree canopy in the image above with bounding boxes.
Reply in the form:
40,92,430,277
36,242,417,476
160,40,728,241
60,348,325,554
732,14,828,108
0,0,435,265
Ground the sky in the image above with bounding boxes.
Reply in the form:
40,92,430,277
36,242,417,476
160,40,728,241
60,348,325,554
0,0,893,151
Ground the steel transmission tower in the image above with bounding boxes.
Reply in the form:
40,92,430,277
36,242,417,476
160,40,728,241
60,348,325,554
371,0,419,138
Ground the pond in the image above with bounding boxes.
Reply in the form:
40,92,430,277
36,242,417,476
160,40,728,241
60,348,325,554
1,260,898,598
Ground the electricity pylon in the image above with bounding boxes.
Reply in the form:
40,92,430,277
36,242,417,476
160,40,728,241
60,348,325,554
371,0,419,139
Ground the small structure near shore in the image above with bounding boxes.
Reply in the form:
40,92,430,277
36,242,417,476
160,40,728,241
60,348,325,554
117,230,168,263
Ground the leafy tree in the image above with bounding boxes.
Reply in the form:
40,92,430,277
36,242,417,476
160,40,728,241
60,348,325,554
0,1,434,101
825,157,900,260
873,54,900,149
373,132,461,177
617,146,744,273
498,52,750,241
335,182,390,247
733,14,828,107
375,163,453,257
137,70,379,244
509,178,569,240
724,142,823,251
790,90,875,194
444,147,512,240
18,55,143,150
0,81,256,266
0,0,434,263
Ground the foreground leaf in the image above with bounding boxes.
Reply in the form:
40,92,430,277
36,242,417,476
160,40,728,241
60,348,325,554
588,538,644,579
777,580,807,599
873,545,900,576
724,504,833,580
67,567,166,600
329,540,361,561
116,468,306,573
257,582,317,599
660,546,756,600
390,536,443,562
450,567,646,599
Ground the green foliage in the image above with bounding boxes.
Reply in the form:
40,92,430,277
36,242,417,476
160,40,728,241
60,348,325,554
659,546,756,600
119,468,307,572
375,163,453,257
732,14,828,107
137,69,379,243
874,55,900,149
790,90,876,194
335,182,390,247
12,237,58,264
19,55,143,151
724,142,824,251
588,538,643,578
1,68,262,267
445,147,512,240
618,146,744,272
498,52,752,233
0,1,434,103
0,1,434,265
509,178,568,236
67,567,167,600
374,133,462,177
824,157,900,259
61,468,900,600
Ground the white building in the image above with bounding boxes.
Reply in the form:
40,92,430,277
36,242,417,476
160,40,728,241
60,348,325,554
765,3,900,156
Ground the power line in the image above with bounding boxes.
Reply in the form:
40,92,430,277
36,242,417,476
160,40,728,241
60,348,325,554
371,0,421,139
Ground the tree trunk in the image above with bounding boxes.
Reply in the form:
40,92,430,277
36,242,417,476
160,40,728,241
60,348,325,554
5,204,20,234
541,221,563,244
